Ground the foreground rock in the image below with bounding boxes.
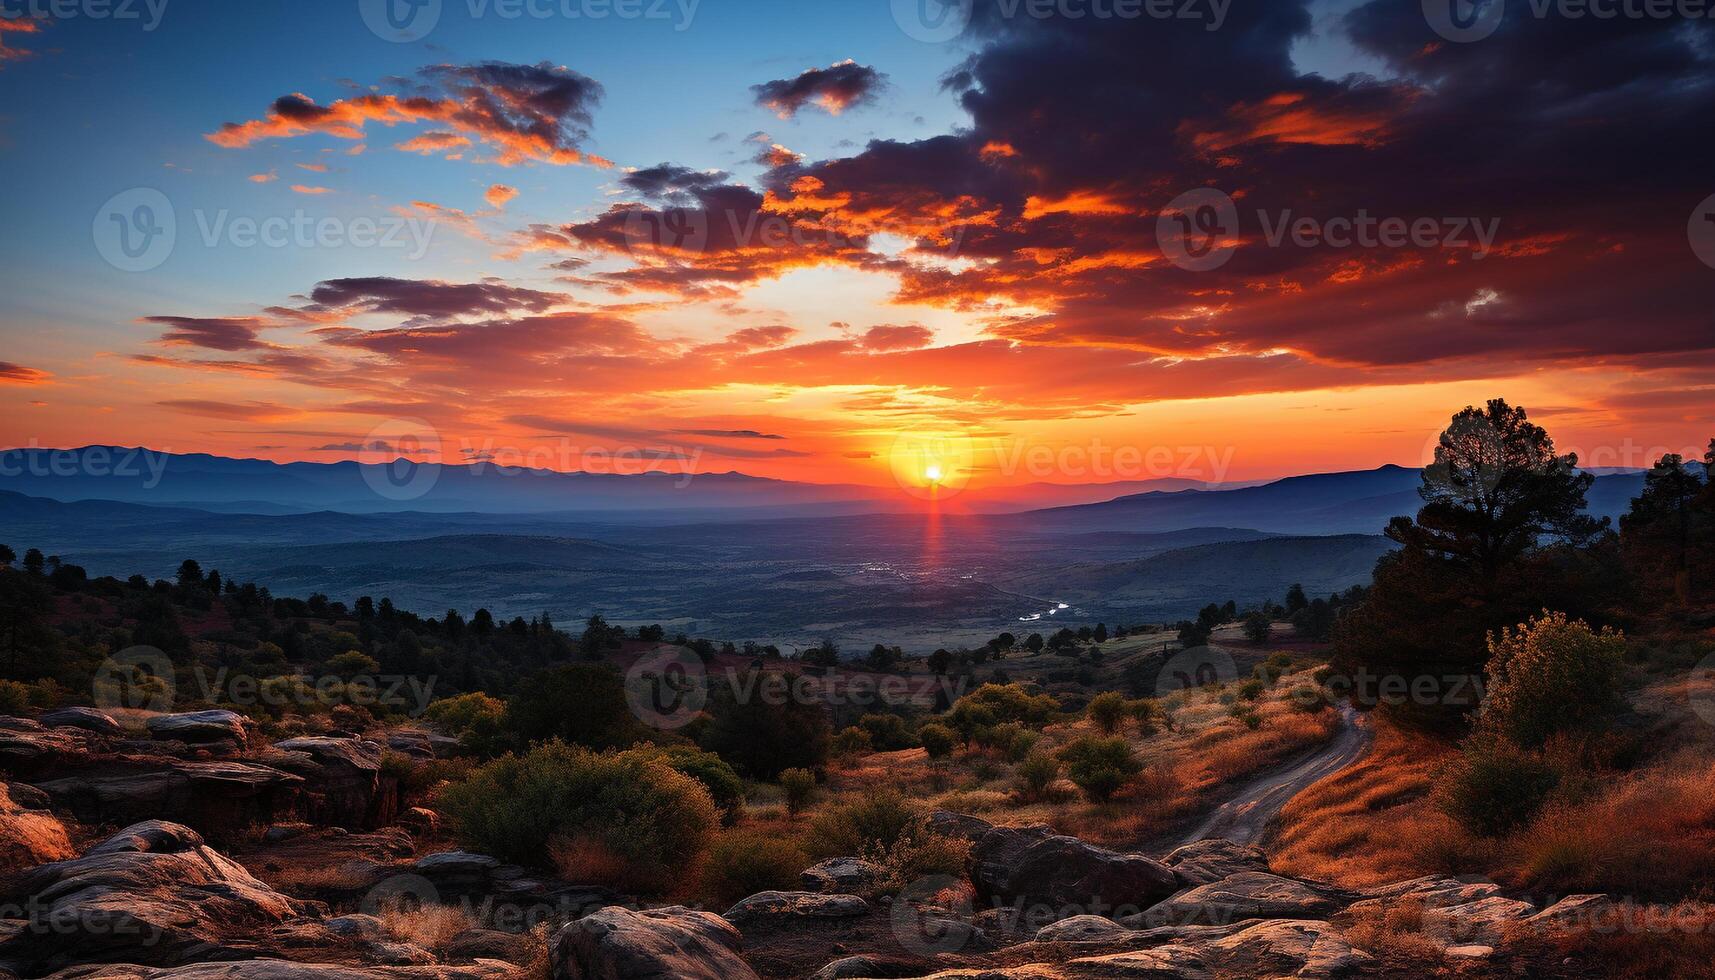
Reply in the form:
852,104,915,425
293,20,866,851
0,820,319,973
969,825,1178,921
553,906,760,980
0,781,74,887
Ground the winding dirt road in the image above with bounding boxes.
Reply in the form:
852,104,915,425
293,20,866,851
1178,703,1372,846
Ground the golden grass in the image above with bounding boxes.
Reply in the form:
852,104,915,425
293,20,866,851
1508,758,1715,898
379,904,477,951
1269,719,1460,887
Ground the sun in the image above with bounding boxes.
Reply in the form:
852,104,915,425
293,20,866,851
924,463,943,484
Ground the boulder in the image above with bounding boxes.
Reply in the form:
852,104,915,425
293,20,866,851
1061,945,1211,979
969,825,1178,921
801,857,883,895
553,906,760,980
1163,839,1270,887
1433,896,1537,945
808,955,930,980
0,781,74,887
1133,872,1344,927
722,891,868,926
145,710,249,747
0,820,320,973
40,707,124,737
1362,875,1502,908
386,729,460,760
400,808,440,834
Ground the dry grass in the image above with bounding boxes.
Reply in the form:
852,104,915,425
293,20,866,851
1508,758,1715,899
379,904,478,952
1341,899,1453,961
263,862,383,895
1269,720,1460,887
547,836,636,890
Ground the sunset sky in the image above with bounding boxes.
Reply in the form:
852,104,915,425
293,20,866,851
1,0,1711,492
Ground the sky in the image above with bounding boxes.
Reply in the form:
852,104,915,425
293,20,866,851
0,0,1711,494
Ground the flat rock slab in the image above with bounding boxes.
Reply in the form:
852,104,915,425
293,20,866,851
1135,872,1344,927
724,891,869,926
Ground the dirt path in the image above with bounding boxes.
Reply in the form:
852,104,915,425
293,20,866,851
1178,702,1372,846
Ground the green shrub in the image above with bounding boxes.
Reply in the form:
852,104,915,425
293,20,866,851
780,767,817,816
832,726,873,757
859,713,916,750
1438,735,1562,837
643,745,745,825
804,788,925,859
438,740,718,892
1057,735,1142,803
1004,728,1041,762
864,832,970,895
1015,751,1059,801
917,723,956,759
1086,692,1127,734
1479,611,1626,748
700,829,808,907
423,692,506,755
0,680,28,715
948,684,1060,732
1236,678,1266,701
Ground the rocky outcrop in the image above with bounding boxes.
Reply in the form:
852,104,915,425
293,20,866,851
385,729,460,760
723,891,868,926
264,736,395,829
31,757,303,836
0,721,93,777
969,825,1178,921
553,906,760,980
0,820,319,973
